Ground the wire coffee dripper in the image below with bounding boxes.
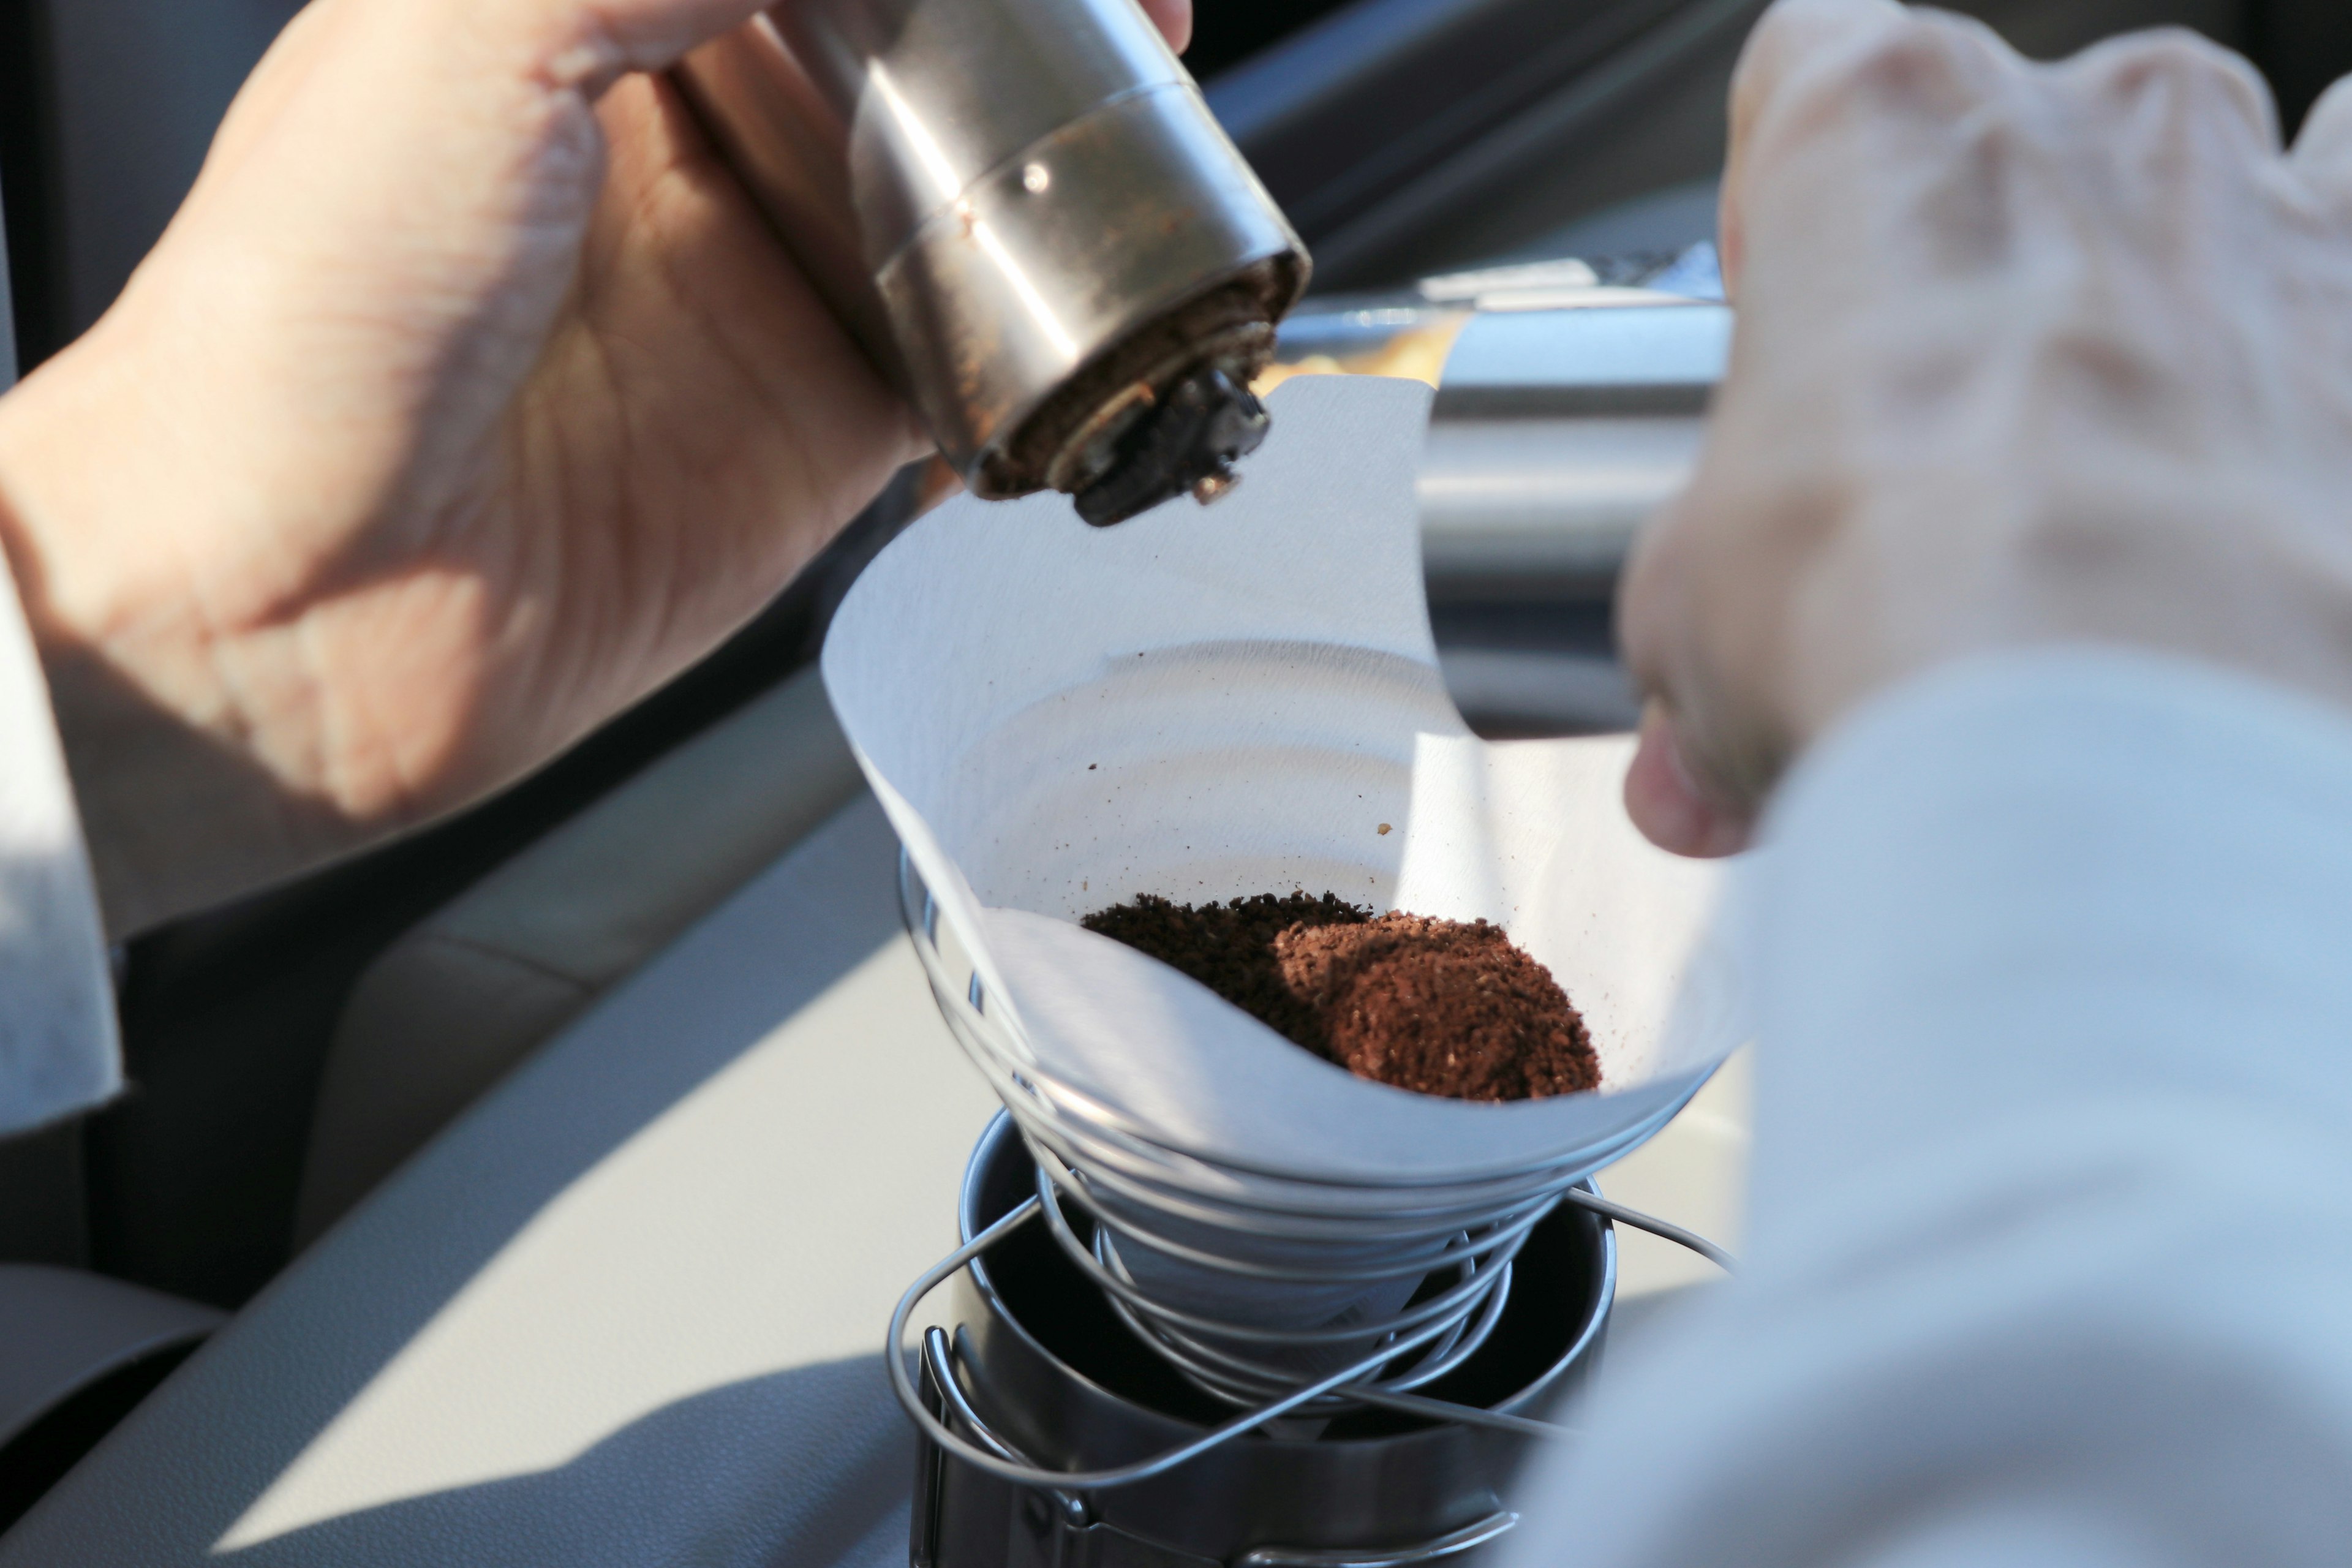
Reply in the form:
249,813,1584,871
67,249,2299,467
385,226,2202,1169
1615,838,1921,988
885,853,1732,1491
820,377,1746,1491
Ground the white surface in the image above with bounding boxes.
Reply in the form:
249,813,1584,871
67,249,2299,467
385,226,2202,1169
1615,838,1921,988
0,217,114,1129
1598,1046,1747,1300
823,375,1737,1189
1509,650,2352,1567
0,509,116,1136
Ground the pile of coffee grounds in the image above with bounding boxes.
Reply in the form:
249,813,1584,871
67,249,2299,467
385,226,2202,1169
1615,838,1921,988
1080,892,1371,1052
1080,894,1599,1102
1275,913,1599,1100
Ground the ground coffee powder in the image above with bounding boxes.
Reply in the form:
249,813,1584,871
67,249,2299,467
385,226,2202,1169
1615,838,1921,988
1081,892,1370,1054
1080,894,1599,1102
1276,913,1599,1100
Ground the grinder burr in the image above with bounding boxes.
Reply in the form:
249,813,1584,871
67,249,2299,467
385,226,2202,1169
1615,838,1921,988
673,0,1312,526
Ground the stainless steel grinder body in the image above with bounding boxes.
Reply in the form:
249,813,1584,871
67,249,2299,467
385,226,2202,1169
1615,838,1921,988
673,0,1311,524
914,1113,1618,1568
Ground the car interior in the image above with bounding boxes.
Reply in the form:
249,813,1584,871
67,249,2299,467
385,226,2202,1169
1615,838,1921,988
0,0,2344,1558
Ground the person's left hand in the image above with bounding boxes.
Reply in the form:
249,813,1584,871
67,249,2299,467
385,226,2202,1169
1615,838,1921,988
0,0,1191,938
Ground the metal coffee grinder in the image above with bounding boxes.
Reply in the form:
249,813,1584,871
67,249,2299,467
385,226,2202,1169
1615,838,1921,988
884,859,1734,1568
673,0,1311,525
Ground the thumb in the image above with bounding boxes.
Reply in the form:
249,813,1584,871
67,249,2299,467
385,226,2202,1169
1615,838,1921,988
1623,703,1756,859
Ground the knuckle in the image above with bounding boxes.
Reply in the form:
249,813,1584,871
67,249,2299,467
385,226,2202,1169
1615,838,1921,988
1739,12,2026,206
1830,26,1966,107
1763,11,2015,143
2084,27,2250,87
2071,29,2277,138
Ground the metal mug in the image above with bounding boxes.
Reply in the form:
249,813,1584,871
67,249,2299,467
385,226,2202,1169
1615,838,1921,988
911,1112,1617,1568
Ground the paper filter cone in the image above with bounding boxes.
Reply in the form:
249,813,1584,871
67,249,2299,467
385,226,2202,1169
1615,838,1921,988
824,375,1744,1351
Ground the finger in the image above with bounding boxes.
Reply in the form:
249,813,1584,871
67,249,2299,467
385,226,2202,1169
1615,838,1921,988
1728,0,1910,168
1727,4,2040,304
1623,704,1755,859
2291,73,2352,197
2060,28,2280,159
470,0,780,94
1616,474,1753,856
1139,0,1193,55
230,0,764,126
1721,0,1906,298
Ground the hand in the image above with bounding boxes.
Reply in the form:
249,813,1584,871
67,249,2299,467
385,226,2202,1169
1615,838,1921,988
0,0,1191,938
1620,0,2352,854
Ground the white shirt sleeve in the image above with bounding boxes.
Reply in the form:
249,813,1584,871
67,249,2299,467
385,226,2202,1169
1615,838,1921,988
0,543,119,1136
1510,648,2352,1565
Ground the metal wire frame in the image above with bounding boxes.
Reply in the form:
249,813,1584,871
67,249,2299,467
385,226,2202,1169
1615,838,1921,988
881,1166,1727,1492
1047,1163,1531,1409
895,851,1721,1419
884,1196,1569,1496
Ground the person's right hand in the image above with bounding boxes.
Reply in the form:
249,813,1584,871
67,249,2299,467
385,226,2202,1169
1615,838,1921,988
0,0,1189,938
1620,0,2352,856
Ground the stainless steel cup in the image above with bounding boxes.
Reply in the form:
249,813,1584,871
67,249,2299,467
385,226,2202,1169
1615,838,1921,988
913,1112,1616,1567
674,0,1311,524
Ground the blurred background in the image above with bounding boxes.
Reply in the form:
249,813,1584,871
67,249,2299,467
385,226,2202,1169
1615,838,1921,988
0,0,2345,1513
6,0,2340,361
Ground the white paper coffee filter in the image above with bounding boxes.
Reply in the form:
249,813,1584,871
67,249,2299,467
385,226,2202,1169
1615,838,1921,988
823,375,1744,1194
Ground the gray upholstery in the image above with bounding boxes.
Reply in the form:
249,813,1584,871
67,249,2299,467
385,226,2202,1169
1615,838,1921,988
295,666,867,1243
1,792,1000,1564
0,1266,221,1448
